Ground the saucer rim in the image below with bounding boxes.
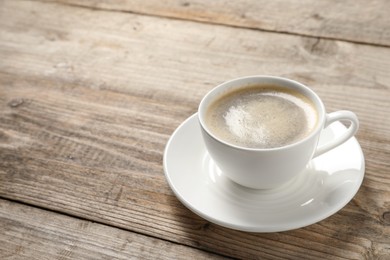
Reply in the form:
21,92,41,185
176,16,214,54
163,113,365,232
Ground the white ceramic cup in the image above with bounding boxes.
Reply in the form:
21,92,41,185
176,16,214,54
198,76,359,189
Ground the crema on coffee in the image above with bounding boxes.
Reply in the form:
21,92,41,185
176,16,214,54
204,85,318,149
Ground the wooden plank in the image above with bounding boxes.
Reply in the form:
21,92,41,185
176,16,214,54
1,0,390,259
4,77,390,259
42,0,390,47
0,199,228,259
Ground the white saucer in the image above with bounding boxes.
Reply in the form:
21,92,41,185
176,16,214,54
163,114,365,232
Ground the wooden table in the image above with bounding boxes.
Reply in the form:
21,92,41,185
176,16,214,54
1,0,389,259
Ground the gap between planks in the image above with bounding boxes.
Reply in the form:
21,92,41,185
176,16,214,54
0,196,237,260
30,0,390,49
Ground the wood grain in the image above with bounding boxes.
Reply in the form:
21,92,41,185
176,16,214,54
42,0,390,47
0,199,229,259
1,0,390,259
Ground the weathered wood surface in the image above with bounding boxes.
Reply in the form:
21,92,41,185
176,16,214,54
43,0,390,47
1,0,390,259
0,199,228,260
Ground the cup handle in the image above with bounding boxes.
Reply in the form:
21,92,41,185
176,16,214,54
313,110,359,158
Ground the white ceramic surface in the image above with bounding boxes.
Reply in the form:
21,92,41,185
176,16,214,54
163,114,365,232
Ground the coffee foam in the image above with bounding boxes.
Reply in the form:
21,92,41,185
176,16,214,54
205,86,318,149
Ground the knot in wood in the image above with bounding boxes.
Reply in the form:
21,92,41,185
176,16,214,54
382,211,390,225
8,98,24,108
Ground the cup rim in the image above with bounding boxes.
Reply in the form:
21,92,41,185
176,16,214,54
198,75,326,152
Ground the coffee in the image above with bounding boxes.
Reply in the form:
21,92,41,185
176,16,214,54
204,85,318,149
